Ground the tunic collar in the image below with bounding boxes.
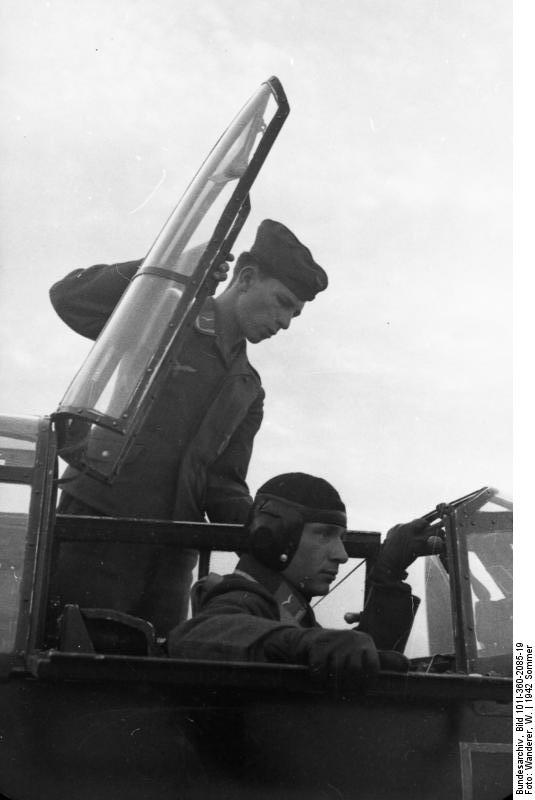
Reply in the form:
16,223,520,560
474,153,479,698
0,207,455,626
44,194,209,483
195,297,246,365
236,554,315,626
194,298,217,335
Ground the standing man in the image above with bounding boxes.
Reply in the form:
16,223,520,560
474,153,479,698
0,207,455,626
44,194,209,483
50,220,328,634
168,472,439,692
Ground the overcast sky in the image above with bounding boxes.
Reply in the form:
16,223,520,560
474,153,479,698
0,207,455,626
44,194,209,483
0,1,513,633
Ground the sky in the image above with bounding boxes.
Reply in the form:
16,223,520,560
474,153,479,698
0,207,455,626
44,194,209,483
0,1,514,633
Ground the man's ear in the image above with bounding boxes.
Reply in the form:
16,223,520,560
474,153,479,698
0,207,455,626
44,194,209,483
236,264,260,292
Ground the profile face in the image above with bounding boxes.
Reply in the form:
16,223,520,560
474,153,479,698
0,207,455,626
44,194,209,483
235,270,305,343
282,522,348,599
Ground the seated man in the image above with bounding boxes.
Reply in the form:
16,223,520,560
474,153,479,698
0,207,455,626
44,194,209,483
168,472,441,692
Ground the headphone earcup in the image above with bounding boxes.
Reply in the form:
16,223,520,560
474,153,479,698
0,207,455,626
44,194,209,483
248,521,286,570
248,500,304,570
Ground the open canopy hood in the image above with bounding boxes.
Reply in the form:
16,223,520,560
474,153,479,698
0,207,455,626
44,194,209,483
52,77,289,483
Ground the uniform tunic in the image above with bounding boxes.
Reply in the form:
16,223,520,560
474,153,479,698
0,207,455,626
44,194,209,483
50,261,264,633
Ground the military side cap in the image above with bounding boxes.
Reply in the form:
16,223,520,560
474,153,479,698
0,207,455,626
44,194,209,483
249,219,328,301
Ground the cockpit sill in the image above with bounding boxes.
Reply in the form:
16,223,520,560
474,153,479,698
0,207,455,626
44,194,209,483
20,650,512,704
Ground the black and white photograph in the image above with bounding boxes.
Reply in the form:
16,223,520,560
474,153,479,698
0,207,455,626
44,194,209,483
0,1,516,798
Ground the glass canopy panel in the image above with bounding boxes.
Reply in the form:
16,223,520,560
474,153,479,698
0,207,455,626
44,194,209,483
466,512,513,664
0,435,36,471
0,419,39,653
59,274,185,418
54,79,287,480
0,483,31,653
144,89,275,268
405,489,512,666
404,554,454,660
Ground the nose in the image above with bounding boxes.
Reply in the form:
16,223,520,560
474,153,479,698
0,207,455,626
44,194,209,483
277,316,291,331
276,309,294,331
330,537,349,564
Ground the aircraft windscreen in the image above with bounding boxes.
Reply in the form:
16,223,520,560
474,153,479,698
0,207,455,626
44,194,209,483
54,79,288,482
405,489,512,672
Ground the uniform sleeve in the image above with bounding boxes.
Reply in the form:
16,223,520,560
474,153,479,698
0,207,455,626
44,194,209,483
167,586,301,662
49,259,143,340
356,581,420,652
204,390,265,524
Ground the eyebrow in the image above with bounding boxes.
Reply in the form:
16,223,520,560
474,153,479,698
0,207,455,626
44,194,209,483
309,524,345,536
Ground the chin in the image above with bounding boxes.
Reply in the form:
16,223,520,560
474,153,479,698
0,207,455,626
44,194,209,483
247,332,265,344
305,583,330,599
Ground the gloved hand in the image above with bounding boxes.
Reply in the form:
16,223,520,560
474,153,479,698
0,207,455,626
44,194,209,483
378,649,410,672
299,629,380,692
371,518,445,584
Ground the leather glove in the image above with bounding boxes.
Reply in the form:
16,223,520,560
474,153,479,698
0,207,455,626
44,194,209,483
298,629,380,692
378,649,410,672
371,518,445,584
